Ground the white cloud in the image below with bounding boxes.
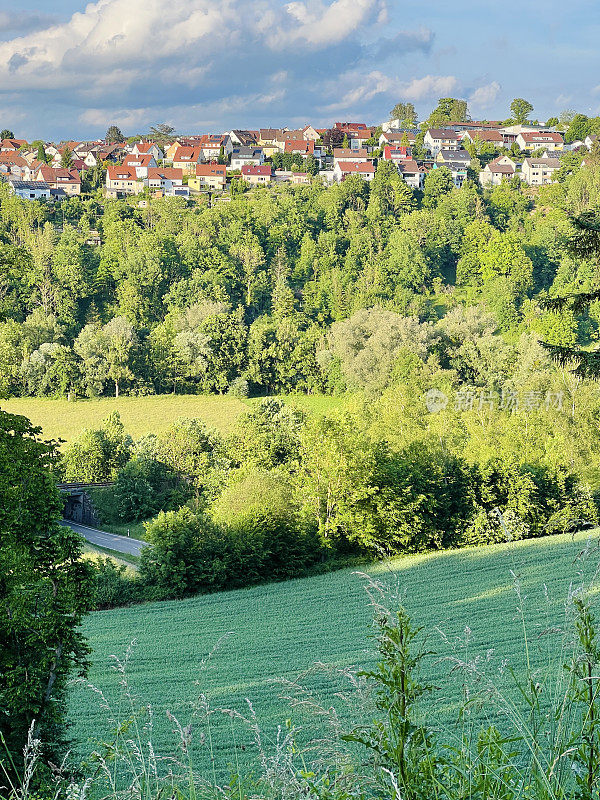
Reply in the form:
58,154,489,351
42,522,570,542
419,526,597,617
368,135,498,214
324,71,459,112
469,81,501,109
0,0,386,94
274,0,386,47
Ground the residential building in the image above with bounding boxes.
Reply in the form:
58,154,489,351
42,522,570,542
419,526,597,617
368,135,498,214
302,125,320,141
33,165,81,195
190,163,227,191
332,161,375,182
379,130,417,148
172,147,203,174
460,129,504,147
131,142,164,160
228,130,258,147
432,160,467,187
382,146,410,164
515,131,564,151
396,160,425,189
146,167,184,193
0,139,26,152
122,153,157,178
478,156,517,186
436,148,471,166
585,134,598,150
241,164,273,185
0,153,28,178
105,165,143,196
5,178,52,200
284,140,314,157
521,157,561,185
229,147,264,170
424,128,461,155
333,148,369,165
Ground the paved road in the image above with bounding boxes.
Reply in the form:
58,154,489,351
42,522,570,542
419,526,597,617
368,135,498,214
60,520,147,556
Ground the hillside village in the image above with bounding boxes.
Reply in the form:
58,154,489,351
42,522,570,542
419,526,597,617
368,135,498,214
0,113,597,202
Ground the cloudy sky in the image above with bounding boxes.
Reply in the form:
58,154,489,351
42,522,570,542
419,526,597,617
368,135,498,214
1,0,599,140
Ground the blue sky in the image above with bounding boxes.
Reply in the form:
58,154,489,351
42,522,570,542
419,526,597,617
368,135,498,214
0,0,598,141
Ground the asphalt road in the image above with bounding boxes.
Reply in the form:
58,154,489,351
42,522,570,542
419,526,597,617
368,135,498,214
60,520,147,556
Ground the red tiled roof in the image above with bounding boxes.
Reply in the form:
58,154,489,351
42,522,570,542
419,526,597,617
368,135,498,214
147,168,183,181
284,140,314,153
241,164,272,176
123,154,154,166
336,161,375,173
107,166,139,180
333,148,368,158
195,163,226,177
173,146,202,162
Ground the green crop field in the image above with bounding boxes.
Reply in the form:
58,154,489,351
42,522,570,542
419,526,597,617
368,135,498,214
68,529,600,780
0,393,344,446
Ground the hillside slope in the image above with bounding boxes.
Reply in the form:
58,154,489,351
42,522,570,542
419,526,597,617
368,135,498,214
69,528,600,778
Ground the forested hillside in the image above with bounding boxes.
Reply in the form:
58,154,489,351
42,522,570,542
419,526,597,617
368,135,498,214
1,155,599,400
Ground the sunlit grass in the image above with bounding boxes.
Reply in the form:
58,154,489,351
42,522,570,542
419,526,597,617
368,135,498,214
69,527,600,778
0,393,347,446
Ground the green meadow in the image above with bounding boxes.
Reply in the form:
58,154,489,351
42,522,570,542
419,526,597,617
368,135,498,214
0,393,343,446
68,528,600,779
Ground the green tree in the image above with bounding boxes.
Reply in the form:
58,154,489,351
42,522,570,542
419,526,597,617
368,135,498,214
427,98,469,124
422,166,454,207
62,412,132,482
37,143,49,164
510,98,534,124
0,410,92,764
60,147,74,169
390,101,418,127
0,129,15,140
140,507,204,598
565,114,592,143
105,124,124,143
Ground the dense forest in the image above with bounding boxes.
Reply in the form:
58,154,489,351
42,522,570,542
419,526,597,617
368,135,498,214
1,154,600,400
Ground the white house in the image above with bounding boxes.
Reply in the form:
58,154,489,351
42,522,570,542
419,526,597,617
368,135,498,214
396,160,424,189
479,156,516,186
332,161,375,182
132,142,164,160
424,128,461,156
229,147,264,170
122,153,157,178
521,157,561,185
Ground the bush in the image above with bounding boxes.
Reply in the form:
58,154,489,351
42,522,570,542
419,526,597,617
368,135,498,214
227,377,249,397
140,505,322,600
90,558,142,609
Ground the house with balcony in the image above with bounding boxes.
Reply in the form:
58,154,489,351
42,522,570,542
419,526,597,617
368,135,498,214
516,131,564,152
106,165,143,196
189,163,227,192
521,157,561,185
424,128,461,156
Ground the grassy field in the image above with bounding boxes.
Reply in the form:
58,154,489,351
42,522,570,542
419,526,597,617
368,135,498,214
68,528,600,779
0,393,344,446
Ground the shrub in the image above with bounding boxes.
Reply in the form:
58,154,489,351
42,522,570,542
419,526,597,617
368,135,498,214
90,558,142,609
227,377,249,397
